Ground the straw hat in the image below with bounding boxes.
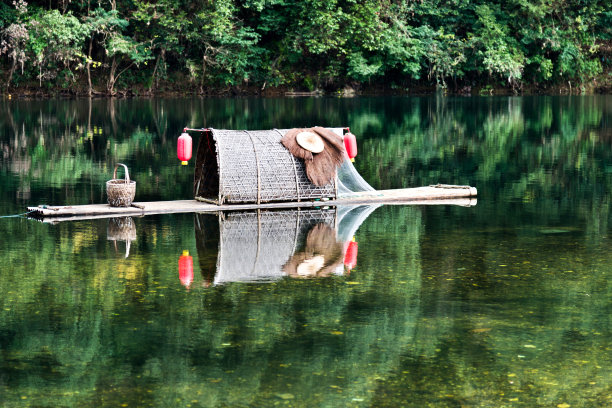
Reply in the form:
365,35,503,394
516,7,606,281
296,131,325,153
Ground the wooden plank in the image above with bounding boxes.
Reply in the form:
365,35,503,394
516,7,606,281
32,198,477,224
27,185,477,222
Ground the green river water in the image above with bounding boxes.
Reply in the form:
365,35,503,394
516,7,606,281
0,96,611,407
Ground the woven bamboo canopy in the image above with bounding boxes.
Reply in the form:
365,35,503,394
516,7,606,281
194,128,346,205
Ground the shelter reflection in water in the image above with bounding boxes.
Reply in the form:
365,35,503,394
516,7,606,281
194,206,379,287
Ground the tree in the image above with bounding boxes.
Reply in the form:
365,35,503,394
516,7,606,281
26,9,90,88
185,0,260,91
472,5,525,87
105,33,152,95
82,8,128,96
131,0,189,93
0,0,28,90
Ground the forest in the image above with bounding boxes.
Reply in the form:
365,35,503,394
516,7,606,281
0,0,611,96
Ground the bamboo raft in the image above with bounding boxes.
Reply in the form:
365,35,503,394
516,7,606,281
28,185,477,223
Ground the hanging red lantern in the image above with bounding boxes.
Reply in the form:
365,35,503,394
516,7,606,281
344,239,358,271
177,131,192,165
178,250,193,288
344,132,357,162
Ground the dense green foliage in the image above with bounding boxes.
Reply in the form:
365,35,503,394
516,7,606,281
0,0,610,95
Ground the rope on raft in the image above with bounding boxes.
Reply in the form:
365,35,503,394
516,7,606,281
0,209,38,218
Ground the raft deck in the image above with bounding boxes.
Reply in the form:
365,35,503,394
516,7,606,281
28,185,477,222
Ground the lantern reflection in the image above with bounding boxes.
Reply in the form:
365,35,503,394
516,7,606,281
178,250,194,288
344,239,358,272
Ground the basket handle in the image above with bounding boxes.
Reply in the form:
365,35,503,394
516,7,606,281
113,163,130,184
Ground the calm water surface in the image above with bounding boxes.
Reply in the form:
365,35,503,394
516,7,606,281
0,96,611,407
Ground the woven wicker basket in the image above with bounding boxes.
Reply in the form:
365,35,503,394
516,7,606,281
106,163,136,207
194,128,343,205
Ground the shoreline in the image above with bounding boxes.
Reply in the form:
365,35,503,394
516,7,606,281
2,75,611,99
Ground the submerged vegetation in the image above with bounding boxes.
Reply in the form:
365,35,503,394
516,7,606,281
0,0,611,96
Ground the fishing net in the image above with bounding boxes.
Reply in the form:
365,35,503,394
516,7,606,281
336,154,376,196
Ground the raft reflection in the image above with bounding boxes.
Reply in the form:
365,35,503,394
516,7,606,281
195,206,379,286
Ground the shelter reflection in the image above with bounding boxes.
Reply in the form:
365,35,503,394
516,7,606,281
194,206,379,286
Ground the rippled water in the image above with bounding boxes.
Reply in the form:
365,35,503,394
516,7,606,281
0,96,611,407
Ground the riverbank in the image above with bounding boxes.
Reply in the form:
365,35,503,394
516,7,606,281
3,69,611,99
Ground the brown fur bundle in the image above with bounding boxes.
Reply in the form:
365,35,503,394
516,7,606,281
280,127,346,186
307,127,345,186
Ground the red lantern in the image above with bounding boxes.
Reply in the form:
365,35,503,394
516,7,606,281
344,132,357,162
178,250,193,288
177,131,192,165
344,240,358,271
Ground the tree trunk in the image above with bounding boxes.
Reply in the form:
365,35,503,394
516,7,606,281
107,56,135,96
199,54,207,94
149,53,161,94
107,56,117,95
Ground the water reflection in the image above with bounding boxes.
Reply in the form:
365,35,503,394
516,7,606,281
195,206,379,286
2,96,611,229
178,250,194,288
107,217,137,258
1,96,611,407
283,223,343,279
